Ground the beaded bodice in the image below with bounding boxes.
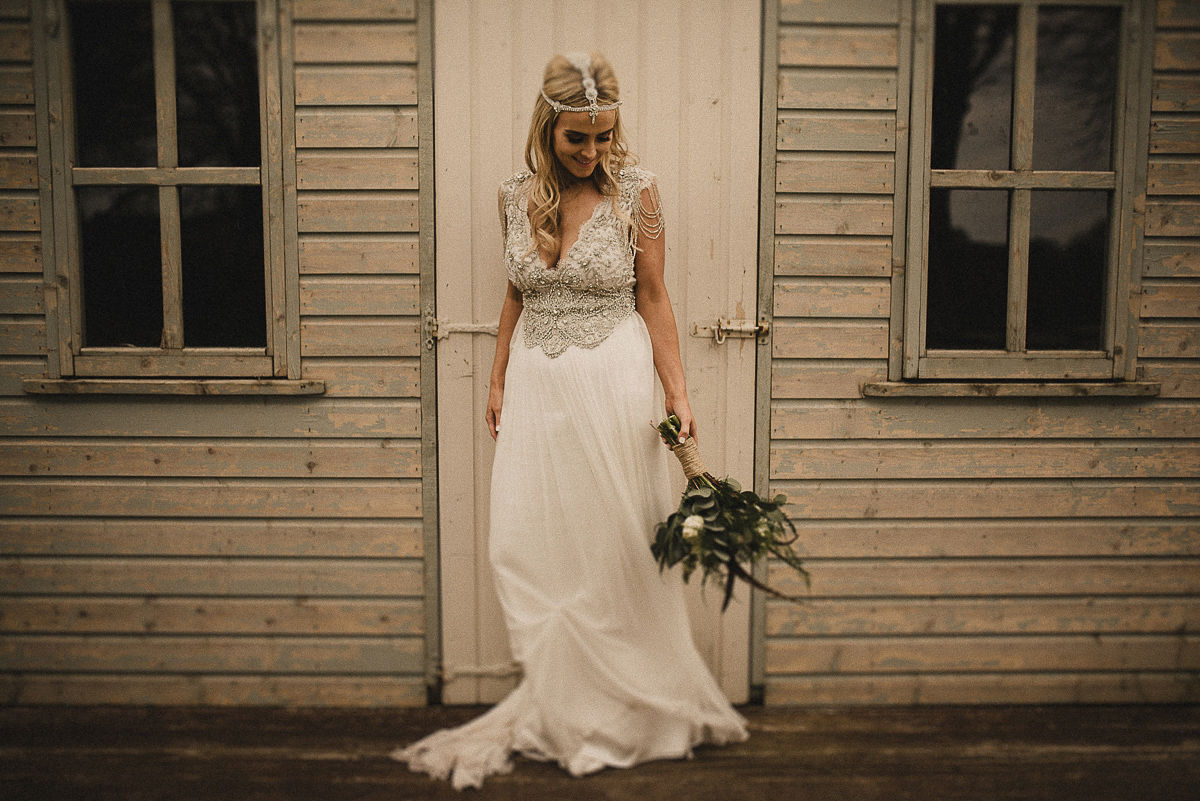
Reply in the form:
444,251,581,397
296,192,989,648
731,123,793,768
502,167,658,358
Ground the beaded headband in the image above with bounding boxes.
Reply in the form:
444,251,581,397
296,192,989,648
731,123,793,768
540,52,622,124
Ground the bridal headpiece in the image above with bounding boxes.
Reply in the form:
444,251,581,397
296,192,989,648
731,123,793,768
540,52,622,124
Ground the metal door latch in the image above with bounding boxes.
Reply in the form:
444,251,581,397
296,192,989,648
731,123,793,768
691,317,771,345
423,308,498,349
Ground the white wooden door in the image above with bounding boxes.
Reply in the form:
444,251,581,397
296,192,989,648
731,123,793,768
434,0,763,704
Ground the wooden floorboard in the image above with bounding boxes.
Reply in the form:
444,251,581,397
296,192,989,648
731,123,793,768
1,705,1198,800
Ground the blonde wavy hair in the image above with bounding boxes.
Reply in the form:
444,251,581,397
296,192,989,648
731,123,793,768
523,52,634,257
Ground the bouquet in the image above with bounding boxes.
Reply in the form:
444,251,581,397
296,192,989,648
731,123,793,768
650,415,809,611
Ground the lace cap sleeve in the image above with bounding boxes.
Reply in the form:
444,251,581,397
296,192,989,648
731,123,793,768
498,171,531,246
623,167,664,251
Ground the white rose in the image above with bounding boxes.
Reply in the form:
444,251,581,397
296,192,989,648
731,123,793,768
681,515,705,544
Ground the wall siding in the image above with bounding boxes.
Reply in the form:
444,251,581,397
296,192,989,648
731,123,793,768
764,0,1200,705
0,0,429,706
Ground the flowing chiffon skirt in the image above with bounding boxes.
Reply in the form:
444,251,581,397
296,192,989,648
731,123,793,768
392,312,747,789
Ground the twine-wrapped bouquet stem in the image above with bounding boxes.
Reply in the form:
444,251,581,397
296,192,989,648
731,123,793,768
650,415,809,612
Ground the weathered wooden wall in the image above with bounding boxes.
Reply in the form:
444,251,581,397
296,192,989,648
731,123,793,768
0,0,430,705
763,0,1200,704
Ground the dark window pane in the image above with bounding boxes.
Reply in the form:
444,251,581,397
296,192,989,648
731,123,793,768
175,2,261,167
180,185,265,347
1027,190,1109,350
1033,7,1120,171
69,2,157,167
932,5,1017,170
78,186,163,346
927,189,1009,350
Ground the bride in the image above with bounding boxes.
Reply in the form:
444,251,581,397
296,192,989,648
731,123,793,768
393,51,748,789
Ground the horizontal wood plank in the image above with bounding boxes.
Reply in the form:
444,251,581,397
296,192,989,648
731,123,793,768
300,318,421,357
295,66,416,105
0,397,421,438
0,478,422,518
1150,114,1200,153
771,478,1200,519
1148,158,1200,194
0,274,39,313
298,233,419,274
766,558,1200,598
779,0,898,25
0,634,425,674
0,233,39,271
0,191,37,230
1159,0,1200,28
0,356,40,394
0,518,423,557
779,25,898,68
771,440,1200,480
0,21,29,61
69,354,272,379
0,674,427,706
297,191,418,232
0,315,42,354
777,110,895,152
783,519,1200,558
779,68,897,110
776,153,894,194
774,277,890,317
296,150,418,191
1155,31,1200,71
769,398,1200,439
1138,358,1200,398
0,66,32,104
765,634,1200,674
1143,240,1200,276
292,0,416,21
299,275,419,315
775,236,891,276
1,597,423,636
772,320,889,359
0,153,34,189
1153,75,1200,112
301,357,419,397
296,107,417,148
293,22,416,64
0,556,424,596
767,597,1200,637
1139,322,1199,357
776,195,892,235
1141,281,1200,317
22,379,324,396
771,359,884,398
861,381,1157,398
0,438,420,478
765,671,1200,705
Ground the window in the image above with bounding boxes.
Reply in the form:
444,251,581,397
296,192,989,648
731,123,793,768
40,0,291,379
903,0,1147,381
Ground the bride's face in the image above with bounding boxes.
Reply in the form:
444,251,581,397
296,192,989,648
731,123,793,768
552,110,616,180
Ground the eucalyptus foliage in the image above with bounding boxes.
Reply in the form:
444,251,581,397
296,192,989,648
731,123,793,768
651,415,809,611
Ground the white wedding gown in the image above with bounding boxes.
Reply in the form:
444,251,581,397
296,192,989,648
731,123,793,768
392,167,747,789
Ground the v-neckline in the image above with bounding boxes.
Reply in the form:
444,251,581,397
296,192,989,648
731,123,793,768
530,195,608,272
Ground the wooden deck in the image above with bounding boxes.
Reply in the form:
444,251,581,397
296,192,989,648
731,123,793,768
1,704,1198,800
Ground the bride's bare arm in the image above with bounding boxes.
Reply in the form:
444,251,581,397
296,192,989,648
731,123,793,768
488,190,523,440
487,280,523,440
633,186,695,442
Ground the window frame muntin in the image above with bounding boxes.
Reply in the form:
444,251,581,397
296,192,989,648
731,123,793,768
40,0,291,379
902,0,1145,382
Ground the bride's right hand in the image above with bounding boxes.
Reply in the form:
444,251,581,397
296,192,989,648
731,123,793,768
486,382,504,440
